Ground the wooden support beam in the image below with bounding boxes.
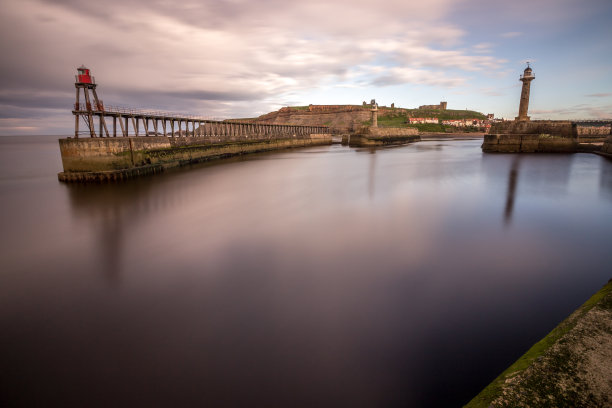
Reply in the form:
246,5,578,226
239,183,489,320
113,116,117,137
82,88,96,137
91,88,110,137
101,114,110,137
75,112,79,138
163,119,167,137
118,115,126,137
74,87,80,138
143,117,149,136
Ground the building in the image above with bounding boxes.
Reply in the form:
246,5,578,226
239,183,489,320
441,119,488,128
418,102,447,110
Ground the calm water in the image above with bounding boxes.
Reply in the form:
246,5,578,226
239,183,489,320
1,135,611,407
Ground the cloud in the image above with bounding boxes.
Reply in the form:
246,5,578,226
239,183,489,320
3,0,556,134
531,103,612,119
500,32,522,38
0,4,501,87
479,87,504,96
586,93,612,98
472,42,494,53
368,67,467,88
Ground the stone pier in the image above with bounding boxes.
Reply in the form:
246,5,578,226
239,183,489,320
601,134,612,158
58,132,332,182
347,126,420,147
482,121,579,153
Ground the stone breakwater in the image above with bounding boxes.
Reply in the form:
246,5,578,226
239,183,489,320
58,134,331,182
344,127,420,147
465,280,612,408
482,121,579,153
601,135,612,158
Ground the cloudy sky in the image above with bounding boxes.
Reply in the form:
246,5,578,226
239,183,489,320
1,0,611,135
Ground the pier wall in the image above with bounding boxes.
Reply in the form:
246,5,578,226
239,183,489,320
348,127,420,146
603,136,612,155
482,121,579,153
577,125,611,143
577,125,610,136
58,133,331,182
466,280,612,408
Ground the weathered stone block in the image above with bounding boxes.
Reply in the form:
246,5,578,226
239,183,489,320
59,137,134,172
538,136,578,153
603,136,612,154
490,121,577,138
519,134,539,152
495,144,522,153
498,134,522,145
483,134,499,144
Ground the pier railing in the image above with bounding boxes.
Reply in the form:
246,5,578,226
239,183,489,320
73,103,328,138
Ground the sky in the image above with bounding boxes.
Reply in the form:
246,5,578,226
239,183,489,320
1,0,611,135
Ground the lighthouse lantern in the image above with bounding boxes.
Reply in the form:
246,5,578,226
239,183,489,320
76,65,93,84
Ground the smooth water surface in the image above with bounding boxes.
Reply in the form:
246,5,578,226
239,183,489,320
1,136,611,407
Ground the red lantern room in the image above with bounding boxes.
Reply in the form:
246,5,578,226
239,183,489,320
76,65,93,84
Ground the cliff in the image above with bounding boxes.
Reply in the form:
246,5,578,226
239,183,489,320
250,105,488,132
252,105,371,132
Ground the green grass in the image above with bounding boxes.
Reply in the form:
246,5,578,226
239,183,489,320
464,279,612,408
378,115,410,127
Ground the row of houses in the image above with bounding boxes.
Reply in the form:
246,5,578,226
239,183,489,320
441,119,489,127
407,117,439,124
407,117,491,128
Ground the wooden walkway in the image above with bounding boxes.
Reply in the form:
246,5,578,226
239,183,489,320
73,103,327,138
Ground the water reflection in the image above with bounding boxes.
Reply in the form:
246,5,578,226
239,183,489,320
64,167,219,284
368,148,377,198
504,157,521,226
65,182,152,285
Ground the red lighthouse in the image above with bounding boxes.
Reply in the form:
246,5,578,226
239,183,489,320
76,65,94,84
73,66,108,137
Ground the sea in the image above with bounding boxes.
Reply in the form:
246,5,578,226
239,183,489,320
1,135,611,407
